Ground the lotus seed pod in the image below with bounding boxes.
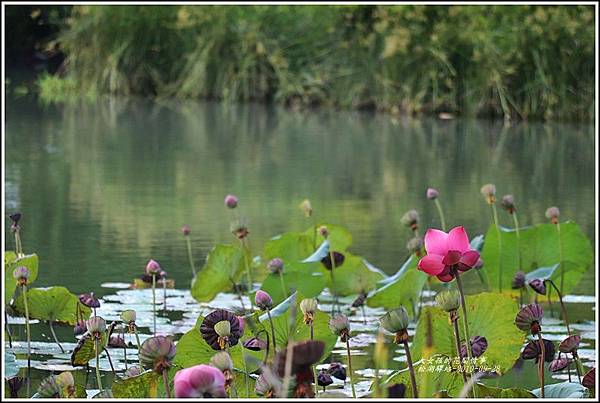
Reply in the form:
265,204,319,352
379,307,409,334
299,199,313,217
327,362,347,381
480,184,496,204
435,290,461,312
108,334,127,348
318,225,329,238
511,271,526,289
139,336,176,373
426,187,439,200
329,313,350,342
501,194,516,214
182,224,191,236
255,290,273,310
559,334,581,353
230,217,249,239
210,351,234,372
515,304,544,334
12,266,29,283
317,369,333,387
145,259,162,276
224,194,238,209
243,337,268,351
174,364,227,398
37,375,60,398
406,236,424,256
214,321,231,338
123,366,142,379
528,278,547,295
267,258,284,274
79,292,100,308
521,339,555,363
86,316,107,334
545,206,560,224
548,357,570,372
120,309,137,324
460,336,488,358
400,209,420,230
582,367,595,389
300,298,318,315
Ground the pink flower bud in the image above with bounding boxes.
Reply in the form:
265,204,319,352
182,224,191,236
255,290,273,310
426,188,439,200
145,259,161,276
224,195,238,209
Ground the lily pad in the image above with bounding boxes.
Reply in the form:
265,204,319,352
14,286,91,325
531,381,589,398
112,370,160,398
71,332,108,367
366,254,428,314
410,292,525,374
475,383,536,398
190,244,246,302
482,222,593,295
5,253,39,305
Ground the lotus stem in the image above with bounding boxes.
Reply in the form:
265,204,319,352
5,311,13,348
454,269,478,398
122,326,127,370
546,280,571,335
346,338,357,398
94,338,103,391
556,222,565,294
310,323,318,392
134,326,143,367
491,204,503,292
23,284,31,397
400,340,418,398
231,280,247,312
572,351,583,383
241,349,250,397
361,305,367,325
266,308,277,352
185,236,196,278
162,368,171,398
15,230,23,257
241,238,255,311
48,320,65,353
329,250,339,314
163,275,167,312
434,198,447,231
451,314,469,386
537,333,545,398
152,273,157,335
280,341,294,398
104,347,116,375
278,272,288,299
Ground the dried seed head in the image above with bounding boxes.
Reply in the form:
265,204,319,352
267,258,284,274
545,206,560,224
86,316,107,335
79,292,100,308
299,199,313,217
120,309,137,325
224,194,238,209
300,298,318,325
521,339,555,363
139,336,176,373
501,194,516,214
327,362,347,381
317,369,333,387
255,290,273,310
480,184,496,204
329,313,350,342
528,278,547,295
435,290,461,313
511,271,526,289
548,357,570,372
400,209,420,230
12,266,30,285
426,188,439,200
379,307,410,334
210,351,234,372
558,335,581,353
515,304,544,334
230,217,249,239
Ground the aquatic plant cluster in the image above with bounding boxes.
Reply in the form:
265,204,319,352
3,187,596,399
23,5,595,121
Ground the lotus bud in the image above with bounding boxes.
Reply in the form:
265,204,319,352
145,259,162,276
317,369,333,387
406,237,424,256
435,290,461,313
582,367,595,389
558,334,581,353
214,321,231,338
56,372,75,398
318,225,329,238
86,316,106,335
255,290,273,310
12,266,30,286
230,217,249,239
224,194,238,209
123,366,142,379
210,351,234,372
501,194,516,214
548,357,570,372
139,336,176,373
267,258,284,274
300,298,318,325
380,307,410,344
426,187,439,200
327,362,346,381
182,224,191,236
400,209,420,231
545,206,560,224
480,184,496,204
460,336,488,358
299,199,313,217
174,364,227,398
329,313,350,342
528,278,546,295
511,271,526,289
79,292,100,308
515,304,543,334
37,375,60,398
243,337,268,351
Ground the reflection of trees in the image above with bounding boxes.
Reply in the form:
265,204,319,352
4,98,595,290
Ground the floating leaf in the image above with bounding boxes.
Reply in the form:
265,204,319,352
112,370,160,398
191,245,246,303
482,222,593,295
410,293,524,374
5,253,39,305
531,381,589,398
475,383,536,398
5,351,19,378
366,255,428,314
71,332,108,367
14,286,91,325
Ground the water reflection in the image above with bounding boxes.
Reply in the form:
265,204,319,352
5,97,595,293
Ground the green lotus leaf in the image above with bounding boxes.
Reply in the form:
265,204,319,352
410,292,525,375
482,221,593,295
322,253,386,296
14,286,91,325
531,381,589,398
71,331,108,367
366,254,428,315
475,383,536,398
112,370,160,398
303,223,353,252
263,232,314,263
257,261,326,306
191,244,246,303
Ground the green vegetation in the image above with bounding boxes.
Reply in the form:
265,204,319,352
31,5,594,121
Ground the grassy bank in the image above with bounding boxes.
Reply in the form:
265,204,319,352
28,5,596,121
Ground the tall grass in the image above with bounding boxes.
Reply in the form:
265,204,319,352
36,5,594,121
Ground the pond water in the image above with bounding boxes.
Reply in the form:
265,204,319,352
4,97,596,397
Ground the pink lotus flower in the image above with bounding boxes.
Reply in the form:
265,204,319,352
174,364,226,398
417,226,481,282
